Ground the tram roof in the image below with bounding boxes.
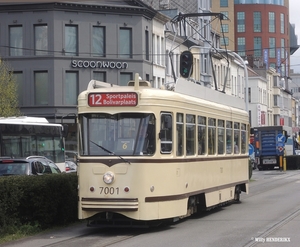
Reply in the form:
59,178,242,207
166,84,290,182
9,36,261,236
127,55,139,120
79,77,247,116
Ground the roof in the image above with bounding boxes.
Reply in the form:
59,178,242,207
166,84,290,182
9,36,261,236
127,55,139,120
0,0,157,19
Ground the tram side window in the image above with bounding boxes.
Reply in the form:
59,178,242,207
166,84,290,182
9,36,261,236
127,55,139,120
198,116,206,155
176,113,184,156
186,114,195,155
241,123,247,154
159,113,172,154
226,121,233,154
208,118,216,155
218,120,225,154
234,122,240,154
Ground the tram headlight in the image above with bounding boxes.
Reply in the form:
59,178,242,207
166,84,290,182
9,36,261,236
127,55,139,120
103,171,115,184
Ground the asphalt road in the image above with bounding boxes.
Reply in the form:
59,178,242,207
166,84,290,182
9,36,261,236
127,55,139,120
2,169,300,247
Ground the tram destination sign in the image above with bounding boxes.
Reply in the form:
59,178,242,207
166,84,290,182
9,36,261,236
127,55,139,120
88,92,138,107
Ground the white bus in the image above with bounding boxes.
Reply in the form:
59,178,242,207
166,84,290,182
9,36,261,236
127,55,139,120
0,116,66,172
77,74,249,227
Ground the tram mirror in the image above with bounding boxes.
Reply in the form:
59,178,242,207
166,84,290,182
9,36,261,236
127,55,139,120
62,124,69,138
159,130,168,140
159,131,163,140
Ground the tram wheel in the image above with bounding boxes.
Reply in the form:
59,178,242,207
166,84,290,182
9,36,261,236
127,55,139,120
234,186,241,202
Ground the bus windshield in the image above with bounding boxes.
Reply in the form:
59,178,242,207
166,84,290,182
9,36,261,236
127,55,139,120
79,113,156,156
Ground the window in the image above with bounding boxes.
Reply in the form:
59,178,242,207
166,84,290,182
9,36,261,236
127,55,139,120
186,114,195,156
269,37,276,58
119,28,132,58
145,30,149,61
34,25,48,55
254,37,262,57
65,25,78,56
156,35,160,64
198,116,206,155
9,26,23,56
241,124,247,154
237,12,245,32
226,121,232,154
281,39,285,59
253,12,261,32
208,118,216,155
237,37,245,57
166,50,170,75
221,24,229,33
13,72,23,106
160,113,172,153
92,26,105,57
34,71,48,105
93,72,106,82
65,71,78,105
201,53,208,73
234,122,240,154
220,11,229,20
269,12,275,33
220,0,228,7
161,37,165,66
120,73,132,86
176,113,184,156
280,13,284,34
220,37,229,46
269,63,276,69
218,120,225,155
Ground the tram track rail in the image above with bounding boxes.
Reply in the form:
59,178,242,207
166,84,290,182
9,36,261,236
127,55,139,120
243,207,300,247
247,170,300,198
241,170,300,247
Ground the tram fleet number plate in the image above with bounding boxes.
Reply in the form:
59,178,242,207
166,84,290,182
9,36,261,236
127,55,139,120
100,187,119,195
88,92,138,106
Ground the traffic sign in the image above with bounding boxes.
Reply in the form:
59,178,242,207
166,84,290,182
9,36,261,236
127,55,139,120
277,134,286,144
249,144,254,156
277,146,284,152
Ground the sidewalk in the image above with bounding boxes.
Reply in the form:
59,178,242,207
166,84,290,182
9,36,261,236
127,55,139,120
1,221,88,247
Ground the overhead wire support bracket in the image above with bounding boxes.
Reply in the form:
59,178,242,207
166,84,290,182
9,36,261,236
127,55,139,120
171,12,226,24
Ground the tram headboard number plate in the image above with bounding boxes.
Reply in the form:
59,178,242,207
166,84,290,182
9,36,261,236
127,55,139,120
88,92,138,106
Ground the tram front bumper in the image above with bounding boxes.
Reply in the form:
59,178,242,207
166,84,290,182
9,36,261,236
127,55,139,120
80,197,139,212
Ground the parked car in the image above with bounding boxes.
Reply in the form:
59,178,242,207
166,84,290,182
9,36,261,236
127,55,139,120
65,150,78,173
0,156,61,176
250,156,257,170
65,160,77,173
249,153,257,170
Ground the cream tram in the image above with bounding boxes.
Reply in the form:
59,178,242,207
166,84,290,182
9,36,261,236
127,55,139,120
77,73,249,226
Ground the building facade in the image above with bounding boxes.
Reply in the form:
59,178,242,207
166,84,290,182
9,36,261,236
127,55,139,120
0,0,171,150
0,1,165,122
234,0,290,76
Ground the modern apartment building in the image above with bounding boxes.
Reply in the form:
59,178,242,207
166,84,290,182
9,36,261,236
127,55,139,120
212,0,292,76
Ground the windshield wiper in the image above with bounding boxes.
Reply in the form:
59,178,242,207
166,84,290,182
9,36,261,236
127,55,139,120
90,140,131,165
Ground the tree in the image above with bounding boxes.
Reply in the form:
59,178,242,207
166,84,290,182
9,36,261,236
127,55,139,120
0,59,21,117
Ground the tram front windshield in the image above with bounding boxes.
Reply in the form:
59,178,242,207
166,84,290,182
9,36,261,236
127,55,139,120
79,113,155,156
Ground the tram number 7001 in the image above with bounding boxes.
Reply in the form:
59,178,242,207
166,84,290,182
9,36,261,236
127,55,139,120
99,187,119,195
